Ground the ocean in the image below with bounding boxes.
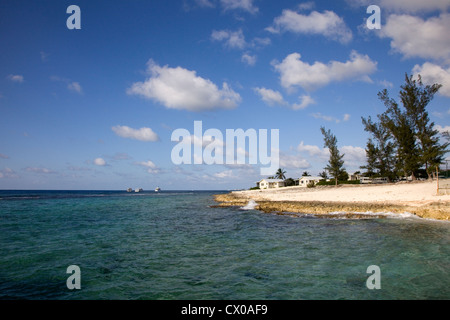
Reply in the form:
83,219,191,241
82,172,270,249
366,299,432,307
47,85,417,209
0,190,449,300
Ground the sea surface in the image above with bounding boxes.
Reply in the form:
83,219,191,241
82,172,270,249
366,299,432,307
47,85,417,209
0,190,449,300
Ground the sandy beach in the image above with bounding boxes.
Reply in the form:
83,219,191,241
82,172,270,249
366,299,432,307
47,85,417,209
214,181,450,221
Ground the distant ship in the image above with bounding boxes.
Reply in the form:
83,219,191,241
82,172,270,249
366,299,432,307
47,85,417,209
126,188,133,192
135,188,143,193
155,187,161,192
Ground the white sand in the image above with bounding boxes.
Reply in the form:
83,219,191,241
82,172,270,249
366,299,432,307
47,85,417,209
233,181,450,207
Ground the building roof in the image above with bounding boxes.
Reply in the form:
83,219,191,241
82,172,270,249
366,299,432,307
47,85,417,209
298,176,323,180
258,178,285,182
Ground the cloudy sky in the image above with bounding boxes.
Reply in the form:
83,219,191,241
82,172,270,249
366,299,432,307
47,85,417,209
1,0,449,190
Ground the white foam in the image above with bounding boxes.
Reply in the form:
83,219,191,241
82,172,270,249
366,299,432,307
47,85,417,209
240,199,258,210
326,211,421,220
382,211,419,219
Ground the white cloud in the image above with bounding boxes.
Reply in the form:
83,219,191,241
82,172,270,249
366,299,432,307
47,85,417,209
195,0,215,8
341,146,366,166
213,170,234,178
110,152,132,160
381,0,450,12
67,166,91,172
432,109,450,118
173,133,250,164
94,158,107,166
435,124,450,134
7,74,24,83
211,29,271,52
175,134,217,148
241,53,257,66
279,153,310,169
310,112,351,123
297,2,315,11
137,160,161,174
51,76,83,94
292,95,315,110
251,37,271,47
273,51,377,92
25,167,57,174
254,88,315,110
254,87,287,106
67,82,83,94
0,167,18,179
137,160,157,169
378,80,394,88
296,141,365,169
380,13,450,62
311,113,336,122
412,62,450,97
267,9,352,44
112,125,159,142
220,0,258,14
211,29,246,49
297,141,329,159
40,51,49,62
127,60,241,112
343,114,351,122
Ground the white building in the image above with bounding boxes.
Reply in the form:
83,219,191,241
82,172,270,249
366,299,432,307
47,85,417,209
360,177,372,184
257,179,285,189
360,177,389,184
297,176,323,187
348,172,362,181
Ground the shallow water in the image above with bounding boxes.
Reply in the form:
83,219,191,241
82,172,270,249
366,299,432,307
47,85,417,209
0,190,448,299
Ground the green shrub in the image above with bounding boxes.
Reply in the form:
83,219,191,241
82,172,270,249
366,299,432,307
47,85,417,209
316,180,360,186
307,181,316,188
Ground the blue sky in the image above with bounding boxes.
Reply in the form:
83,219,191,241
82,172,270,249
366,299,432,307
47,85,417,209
1,0,449,190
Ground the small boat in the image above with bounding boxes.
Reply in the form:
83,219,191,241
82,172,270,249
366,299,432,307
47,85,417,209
135,188,143,193
126,188,133,192
155,187,161,192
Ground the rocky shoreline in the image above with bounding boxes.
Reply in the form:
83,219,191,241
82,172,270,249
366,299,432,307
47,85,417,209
213,188,450,221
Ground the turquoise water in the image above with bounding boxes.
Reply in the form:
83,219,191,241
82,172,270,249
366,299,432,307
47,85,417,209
0,190,449,300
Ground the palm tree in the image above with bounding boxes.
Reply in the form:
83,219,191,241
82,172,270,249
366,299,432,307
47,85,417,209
275,168,286,180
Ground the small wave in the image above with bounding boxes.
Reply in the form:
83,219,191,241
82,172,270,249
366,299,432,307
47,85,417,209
1,196,42,200
240,200,258,210
310,212,387,219
325,211,424,220
382,212,419,219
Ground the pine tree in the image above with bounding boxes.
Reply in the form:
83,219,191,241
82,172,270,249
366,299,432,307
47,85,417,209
399,74,448,179
320,127,345,186
378,97,420,179
361,116,396,180
360,139,378,178
377,74,448,180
